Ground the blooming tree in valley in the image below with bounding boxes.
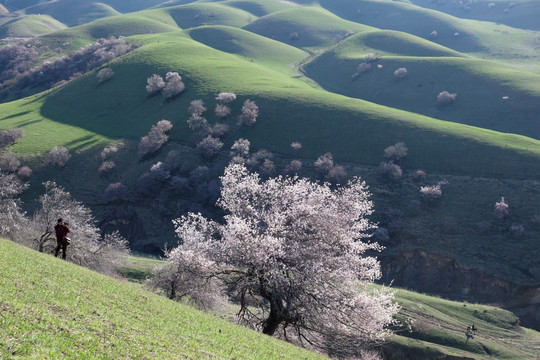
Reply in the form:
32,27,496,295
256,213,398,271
156,164,398,354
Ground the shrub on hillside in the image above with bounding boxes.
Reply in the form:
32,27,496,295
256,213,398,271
215,92,236,103
146,74,165,95
394,67,408,79
383,142,408,163
48,146,70,167
215,104,231,118
352,62,371,79
0,152,20,173
16,166,32,179
437,91,457,106
138,120,173,158
98,161,116,174
100,145,118,160
420,183,443,200
97,67,114,83
378,161,402,182
103,182,128,202
314,152,334,175
284,160,302,176
162,72,185,99
197,136,223,160
0,128,25,148
230,138,250,158
189,99,206,116
207,123,229,138
238,99,258,126
290,141,302,150
187,114,208,132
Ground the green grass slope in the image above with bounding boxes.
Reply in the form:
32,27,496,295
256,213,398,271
0,238,326,359
242,6,374,50
317,0,540,72
25,0,121,27
223,0,295,16
410,0,540,32
2,31,540,180
303,34,540,139
386,289,540,360
0,14,67,38
164,3,255,30
187,25,308,72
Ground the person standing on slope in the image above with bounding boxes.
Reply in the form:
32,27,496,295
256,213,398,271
54,218,71,259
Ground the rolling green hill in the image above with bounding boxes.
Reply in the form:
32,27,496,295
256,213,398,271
0,14,66,38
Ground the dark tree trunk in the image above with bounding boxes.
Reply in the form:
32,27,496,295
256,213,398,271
262,307,282,336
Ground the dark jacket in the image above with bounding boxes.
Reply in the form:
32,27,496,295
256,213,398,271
54,224,70,241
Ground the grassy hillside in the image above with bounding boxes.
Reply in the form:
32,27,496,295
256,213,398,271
243,6,374,50
2,28,540,181
0,14,66,38
409,0,540,32
0,238,326,359
303,35,540,138
24,1,120,27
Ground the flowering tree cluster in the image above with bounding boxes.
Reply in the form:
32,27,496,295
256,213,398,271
16,37,137,92
138,119,173,158
420,181,447,201
146,72,185,99
151,164,398,355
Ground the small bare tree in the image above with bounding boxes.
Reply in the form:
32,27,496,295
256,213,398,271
0,128,25,148
437,91,457,106
162,71,185,99
215,92,236,103
394,67,408,79
383,142,408,163
494,196,509,219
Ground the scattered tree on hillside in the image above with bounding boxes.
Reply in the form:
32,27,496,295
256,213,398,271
314,152,334,175
207,123,229,138
97,67,114,83
383,142,408,163
430,30,439,39
394,67,408,79
189,99,206,116
230,138,250,158
437,90,457,106
48,146,70,167
494,196,509,219
152,164,398,355
246,149,274,176
215,92,236,103
162,72,185,99
146,74,165,95
290,141,302,150
17,37,137,92
284,159,302,176
0,172,27,242
378,161,402,182
98,161,116,175
238,99,258,126
364,53,380,63
16,166,32,179
103,182,128,202
0,152,21,173
138,119,173,158
29,181,129,274
101,145,118,160
0,128,25,148
197,136,223,160
352,62,371,79
420,181,446,200
187,114,208,132
215,104,231,119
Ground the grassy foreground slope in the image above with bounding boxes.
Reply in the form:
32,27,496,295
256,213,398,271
0,239,325,359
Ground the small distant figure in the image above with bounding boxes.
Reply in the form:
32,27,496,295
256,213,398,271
54,218,71,259
471,324,478,333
